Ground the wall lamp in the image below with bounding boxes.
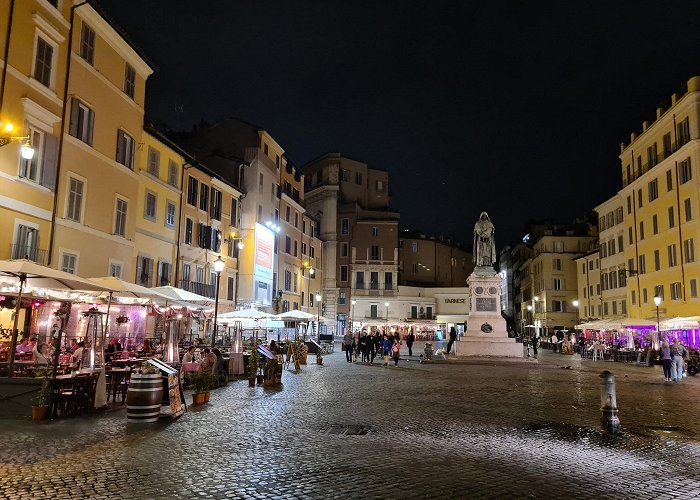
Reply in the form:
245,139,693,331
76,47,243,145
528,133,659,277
0,121,34,159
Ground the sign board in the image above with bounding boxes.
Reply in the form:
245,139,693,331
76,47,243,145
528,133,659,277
257,345,276,360
254,223,274,281
475,297,497,312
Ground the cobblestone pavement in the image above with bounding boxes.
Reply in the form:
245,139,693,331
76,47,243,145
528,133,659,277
1,343,700,499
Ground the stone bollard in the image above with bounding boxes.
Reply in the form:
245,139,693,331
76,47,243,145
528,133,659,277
599,370,620,433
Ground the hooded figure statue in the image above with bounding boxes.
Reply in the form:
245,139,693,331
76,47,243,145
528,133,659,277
472,212,496,266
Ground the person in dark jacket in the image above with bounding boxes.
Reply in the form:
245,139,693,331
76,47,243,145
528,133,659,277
406,331,415,356
446,327,457,354
365,332,376,364
212,348,227,385
381,335,392,366
342,332,353,362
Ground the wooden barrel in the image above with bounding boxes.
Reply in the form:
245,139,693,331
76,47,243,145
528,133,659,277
126,373,163,423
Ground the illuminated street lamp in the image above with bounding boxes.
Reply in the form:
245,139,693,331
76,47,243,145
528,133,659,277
654,295,662,348
572,299,579,326
316,293,322,336
351,299,357,333
212,255,225,347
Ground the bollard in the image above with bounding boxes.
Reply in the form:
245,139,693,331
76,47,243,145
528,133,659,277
599,370,620,433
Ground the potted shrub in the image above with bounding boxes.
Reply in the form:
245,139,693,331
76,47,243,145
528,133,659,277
191,369,216,405
32,366,53,421
247,339,261,387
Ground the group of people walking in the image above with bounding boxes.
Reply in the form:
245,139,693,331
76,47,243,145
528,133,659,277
659,339,689,383
342,330,416,367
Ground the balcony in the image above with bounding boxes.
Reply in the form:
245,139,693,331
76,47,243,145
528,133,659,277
10,245,48,266
179,280,216,299
353,283,396,296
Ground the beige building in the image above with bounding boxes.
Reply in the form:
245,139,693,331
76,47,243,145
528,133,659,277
399,231,473,288
594,195,627,319
304,153,399,333
617,75,700,320
574,250,602,321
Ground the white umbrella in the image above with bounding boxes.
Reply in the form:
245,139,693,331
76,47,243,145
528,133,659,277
0,259,112,376
275,309,316,321
88,276,171,303
219,309,275,320
152,285,213,305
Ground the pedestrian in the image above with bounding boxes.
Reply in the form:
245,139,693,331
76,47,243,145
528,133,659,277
342,331,353,363
365,332,376,364
532,336,538,358
381,334,392,366
578,336,586,357
392,338,401,366
659,340,673,382
406,330,415,357
446,326,457,355
671,340,687,383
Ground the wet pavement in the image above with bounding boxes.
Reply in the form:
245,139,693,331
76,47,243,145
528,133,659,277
1,342,699,499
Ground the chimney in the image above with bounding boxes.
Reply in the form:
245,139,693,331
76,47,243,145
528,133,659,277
656,107,664,119
642,121,650,131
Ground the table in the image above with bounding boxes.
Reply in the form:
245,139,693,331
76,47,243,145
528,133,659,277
181,362,200,373
106,368,131,402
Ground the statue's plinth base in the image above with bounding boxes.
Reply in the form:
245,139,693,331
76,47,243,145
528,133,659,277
455,269,524,358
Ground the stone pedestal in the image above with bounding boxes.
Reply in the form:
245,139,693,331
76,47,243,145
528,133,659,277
455,267,523,358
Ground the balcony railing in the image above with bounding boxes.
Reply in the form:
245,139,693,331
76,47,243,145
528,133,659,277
10,245,48,266
179,280,216,299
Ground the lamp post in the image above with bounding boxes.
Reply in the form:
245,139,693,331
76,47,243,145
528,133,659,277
654,295,662,349
526,304,533,341
572,299,579,325
212,255,225,348
316,293,322,338
384,301,389,335
351,299,356,334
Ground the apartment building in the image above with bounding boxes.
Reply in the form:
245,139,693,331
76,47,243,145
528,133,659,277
303,153,399,332
1,1,71,266
595,195,627,319
618,76,700,319
399,231,473,288
574,250,602,321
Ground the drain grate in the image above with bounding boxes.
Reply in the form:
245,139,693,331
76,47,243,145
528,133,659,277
321,424,371,436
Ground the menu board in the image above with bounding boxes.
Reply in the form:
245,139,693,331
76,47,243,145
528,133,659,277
168,373,184,418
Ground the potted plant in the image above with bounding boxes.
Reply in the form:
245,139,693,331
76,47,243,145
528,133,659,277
247,339,261,386
316,346,323,365
190,369,216,405
32,366,53,421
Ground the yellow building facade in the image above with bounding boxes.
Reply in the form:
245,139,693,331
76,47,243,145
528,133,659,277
619,76,700,320
0,0,69,265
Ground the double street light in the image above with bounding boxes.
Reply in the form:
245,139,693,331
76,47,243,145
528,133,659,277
211,255,225,347
654,295,662,348
316,293,322,337
351,299,356,334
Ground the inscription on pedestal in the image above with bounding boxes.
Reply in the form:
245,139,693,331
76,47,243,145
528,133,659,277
475,297,497,312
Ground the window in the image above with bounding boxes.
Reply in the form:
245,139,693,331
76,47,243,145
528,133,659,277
411,242,417,253
666,169,673,192
385,272,393,290
285,236,291,254
66,177,84,222
116,130,135,169
182,264,191,283
647,143,658,168
643,288,648,303
341,169,349,182
370,245,380,260
356,272,365,289
618,235,623,252
109,261,122,279
553,278,563,290
310,246,315,258
652,214,658,235
376,180,385,192
158,261,171,286
648,179,658,202
671,282,682,300
79,23,95,65
301,242,307,255
341,243,348,257
639,221,644,240
637,189,642,208
284,269,292,291
340,265,348,282
61,253,77,274
258,173,264,194
691,279,698,298
187,177,198,206
33,37,53,87
631,290,636,305
372,227,379,237
226,277,235,301
136,256,153,287
199,184,209,212
230,199,238,226
12,224,39,261
668,244,678,267
626,195,632,214
114,198,127,237
551,300,566,313
341,218,349,235
668,206,675,228
679,158,692,184
356,172,363,185
166,201,176,227
294,240,298,257
309,293,314,307
19,127,58,188
677,117,690,147
167,160,178,187
553,241,563,253
663,132,672,157
638,254,646,274
184,218,193,245
654,249,660,271
144,192,157,220
285,206,290,222
684,238,695,263
338,293,346,305
684,198,692,222
68,98,94,146
210,189,222,220
124,63,136,99
147,147,160,176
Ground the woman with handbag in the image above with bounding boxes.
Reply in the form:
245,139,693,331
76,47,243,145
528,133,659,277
391,339,401,366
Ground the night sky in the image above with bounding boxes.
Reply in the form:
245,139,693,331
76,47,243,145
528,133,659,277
98,0,700,248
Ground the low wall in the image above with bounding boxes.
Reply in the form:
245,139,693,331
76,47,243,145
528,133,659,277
0,378,42,419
